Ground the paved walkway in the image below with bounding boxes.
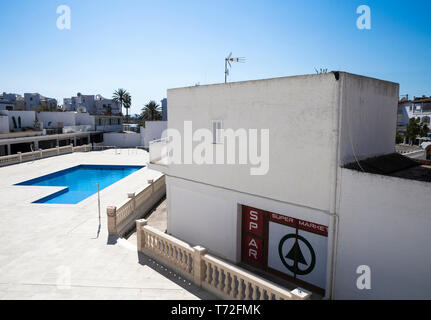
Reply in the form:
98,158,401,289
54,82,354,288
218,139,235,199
0,149,214,300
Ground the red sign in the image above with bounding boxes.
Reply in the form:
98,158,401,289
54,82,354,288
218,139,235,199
269,212,296,228
243,235,263,263
297,219,328,237
269,212,328,237
244,206,264,236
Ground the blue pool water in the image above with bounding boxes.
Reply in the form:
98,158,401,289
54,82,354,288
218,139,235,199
16,165,144,204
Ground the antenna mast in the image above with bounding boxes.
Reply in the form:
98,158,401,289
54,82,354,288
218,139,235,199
225,52,245,83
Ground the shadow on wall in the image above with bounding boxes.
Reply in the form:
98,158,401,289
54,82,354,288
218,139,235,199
137,252,217,300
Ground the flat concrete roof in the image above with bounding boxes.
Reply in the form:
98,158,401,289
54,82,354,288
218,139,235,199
0,131,102,146
168,71,399,92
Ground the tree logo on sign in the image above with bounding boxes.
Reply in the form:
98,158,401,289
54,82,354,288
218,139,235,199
278,234,316,275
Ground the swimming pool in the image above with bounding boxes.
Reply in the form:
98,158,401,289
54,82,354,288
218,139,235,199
16,165,144,204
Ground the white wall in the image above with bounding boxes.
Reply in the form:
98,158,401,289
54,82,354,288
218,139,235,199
0,116,9,133
168,74,340,212
4,111,36,130
167,176,330,263
37,112,77,128
142,121,167,148
339,74,399,164
334,168,431,299
75,113,94,126
103,132,142,147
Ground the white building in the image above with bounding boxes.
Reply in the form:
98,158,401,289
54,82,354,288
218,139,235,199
0,92,25,111
149,72,431,299
24,93,57,111
397,96,431,132
63,93,121,115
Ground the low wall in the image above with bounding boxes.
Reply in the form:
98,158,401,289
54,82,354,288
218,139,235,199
136,220,311,300
0,144,92,167
142,121,167,148
107,175,166,237
103,132,142,148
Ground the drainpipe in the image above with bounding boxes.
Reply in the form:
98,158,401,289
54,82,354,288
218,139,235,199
324,72,343,300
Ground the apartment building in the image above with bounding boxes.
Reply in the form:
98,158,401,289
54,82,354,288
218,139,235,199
24,93,57,111
397,96,431,133
63,93,121,115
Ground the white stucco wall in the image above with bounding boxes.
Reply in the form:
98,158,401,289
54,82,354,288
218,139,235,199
339,75,399,164
0,116,9,133
142,121,167,148
167,176,330,263
168,74,340,212
37,112,77,128
5,111,36,130
334,168,431,299
103,132,142,147
75,113,95,126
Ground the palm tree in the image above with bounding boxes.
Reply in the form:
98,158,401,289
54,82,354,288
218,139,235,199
112,89,130,117
123,93,131,122
140,101,163,122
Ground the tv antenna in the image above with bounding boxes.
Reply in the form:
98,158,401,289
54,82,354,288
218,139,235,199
225,52,245,83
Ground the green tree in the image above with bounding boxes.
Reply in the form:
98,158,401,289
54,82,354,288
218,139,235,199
406,117,429,145
395,132,404,144
139,100,162,122
112,88,130,117
123,93,132,122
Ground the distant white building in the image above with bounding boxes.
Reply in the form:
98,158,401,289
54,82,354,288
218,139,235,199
149,72,431,299
63,93,121,115
397,96,431,134
24,93,57,111
0,92,25,111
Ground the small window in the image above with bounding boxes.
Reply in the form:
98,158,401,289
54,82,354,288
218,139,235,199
212,120,223,144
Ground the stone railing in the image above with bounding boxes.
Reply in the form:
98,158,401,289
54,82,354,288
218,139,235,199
136,220,311,301
72,144,92,153
107,175,166,237
0,144,92,167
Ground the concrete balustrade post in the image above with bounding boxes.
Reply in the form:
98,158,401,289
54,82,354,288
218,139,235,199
193,246,208,287
106,206,117,236
56,145,60,155
147,179,154,193
17,152,22,163
136,219,148,252
128,192,136,217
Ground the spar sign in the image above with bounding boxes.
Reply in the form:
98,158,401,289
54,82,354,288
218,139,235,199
242,206,328,294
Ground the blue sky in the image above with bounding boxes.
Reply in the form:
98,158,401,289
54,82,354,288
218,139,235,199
1,0,430,115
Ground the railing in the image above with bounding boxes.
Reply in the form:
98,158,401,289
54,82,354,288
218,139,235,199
139,224,195,282
63,125,93,133
136,221,311,301
0,144,92,167
149,138,169,165
107,175,166,237
0,154,21,166
72,144,92,153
